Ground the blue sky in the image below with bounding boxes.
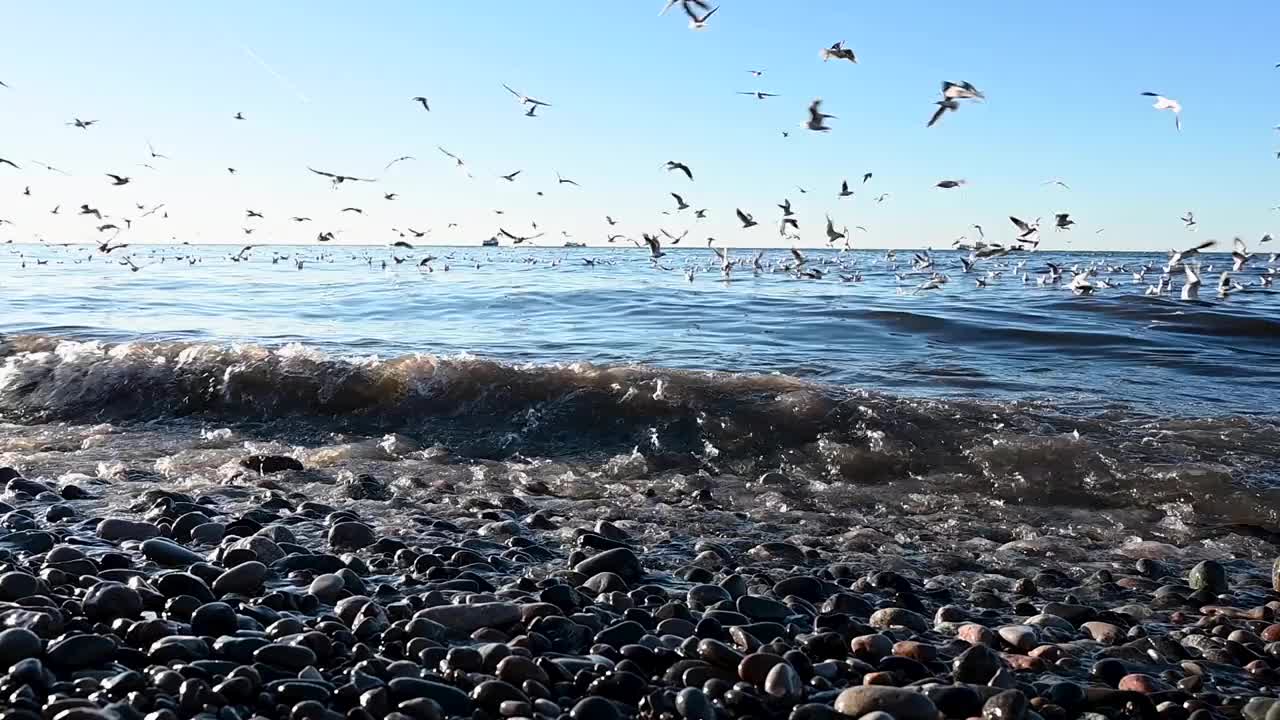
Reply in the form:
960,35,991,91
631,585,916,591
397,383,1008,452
1,1,1277,250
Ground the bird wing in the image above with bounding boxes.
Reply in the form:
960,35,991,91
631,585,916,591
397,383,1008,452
735,208,749,223
308,167,338,179
1009,216,1031,233
1234,237,1247,254
926,103,948,128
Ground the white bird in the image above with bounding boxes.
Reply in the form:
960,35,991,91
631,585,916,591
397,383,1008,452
1232,237,1252,271
1140,92,1182,131
1182,263,1202,300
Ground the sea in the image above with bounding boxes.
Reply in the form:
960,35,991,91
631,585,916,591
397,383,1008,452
2,243,1278,566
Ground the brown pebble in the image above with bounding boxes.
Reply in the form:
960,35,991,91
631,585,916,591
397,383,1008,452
1000,653,1044,672
1261,624,1280,642
737,653,785,685
957,623,995,647
1028,645,1065,661
892,641,936,663
1117,673,1171,694
862,671,898,686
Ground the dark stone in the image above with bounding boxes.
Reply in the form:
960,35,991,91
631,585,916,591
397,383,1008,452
212,561,267,595
388,678,473,717
570,696,620,720
983,690,1027,720
141,538,206,566
0,627,42,667
82,582,143,622
0,571,39,601
1188,561,1228,594
574,548,643,583
329,522,376,550
953,644,1003,684
254,642,317,670
240,455,304,474
190,602,239,637
47,634,115,669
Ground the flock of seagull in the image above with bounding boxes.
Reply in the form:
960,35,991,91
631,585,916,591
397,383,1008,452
2,3,1279,304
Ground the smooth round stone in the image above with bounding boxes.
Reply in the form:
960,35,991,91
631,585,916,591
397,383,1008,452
148,635,210,662
97,518,160,542
953,644,1003,684
415,602,520,633
983,689,1028,720
328,522,376,550
869,607,929,633
141,538,205,566
764,662,802,700
958,623,996,646
190,602,239,637
232,535,285,564
738,652,786,685
687,584,731,610
470,680,527,709
254,642,317,670
1118,673,1172,694
998,625,1039,652
190,523,225,544
570,696,619,720
574,548,642,583
308,574,345,603
1082,621,1124,645
0,627,42,666
0,572,39,601
496,655,549,686
737,594,790,621
47,634,115,669
1188,560,1228,594
388,678,472,716
82,581,143,622
834,687,938,720
212,561,267,595
676,688,715,720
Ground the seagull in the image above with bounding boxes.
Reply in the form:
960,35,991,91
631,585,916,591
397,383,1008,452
308,167,376,185
317,231,336,243
736,91,778,100
790,247,807,266
412,96,430,111
556,172,580,187
972,225,985,240
661,228,688,244
228,168,237,174
385,156,415,170
1010,217,1039,240
1180,211,1197,230
1217,271,1239,298
341,207,364,214
821,41,857,63
246,209,264,219
780,217,799,234
500,170,522,182
392,240,414,249
525,105,539,118
735,208,757,228
383,193,398,201
1140,92,1182,131
927,99,959,127
683,2,719,29
748,70,765,77
503,84,551,107
605,216,618,225
50,205,59,215
778,198,793,216
291,217,312,223
498,228,544,244
1182,263,1202,300
1042,179,1071,190
838,180,854,198
146,141,168,159
1232,237,1252,271
671,193,690,210
874,193,891,204
1054,213,1074,230
862,173,873,184
643,233,665,259
436,147,472,177
407,228,428,238
0,158,19,170
79,204,102,219
234,112,245,120
30,161,68,175
936,179,966,189
242,228,255,236
665,161,694,181
806,98,835,131
825,215,846,244
106,174,131,186
942,81,985,101
67,118,98,130
694,208,707,219
1168,240,1216,268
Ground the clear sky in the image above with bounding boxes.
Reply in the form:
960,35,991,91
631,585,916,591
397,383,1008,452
1,1,1277,250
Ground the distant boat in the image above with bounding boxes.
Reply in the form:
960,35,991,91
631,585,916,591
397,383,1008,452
481,237,499,247
563,241,585,248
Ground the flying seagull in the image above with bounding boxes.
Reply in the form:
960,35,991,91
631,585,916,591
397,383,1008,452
643,233,665,259
1054,213,1075,230
1168,240,1216,267
825,215,846,244
748,69,765,77
821,41,857,63
234,112,245,120
737,91,778,100
806,98,835,131
1140,92,1182,131
839,180,854,198
500,170,522,182
0,158,19,170
385,156,415,170
1042,179,1071,190
735,208,757,228
31,160,68,175
412,96,430,111
671,193,690,210
683,2,719,29
778,198,793,216
246,209,264,219
1180,211,1197,229
384,193,398,200
556,172,580,186
927,99,959,127
67,118,98,130
936,179,966,189
503,84,551,107
308,167,375,185
942,81,985,100
106,173,131,186
862,173,873,184
665,161,694,180
147,141,169,159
